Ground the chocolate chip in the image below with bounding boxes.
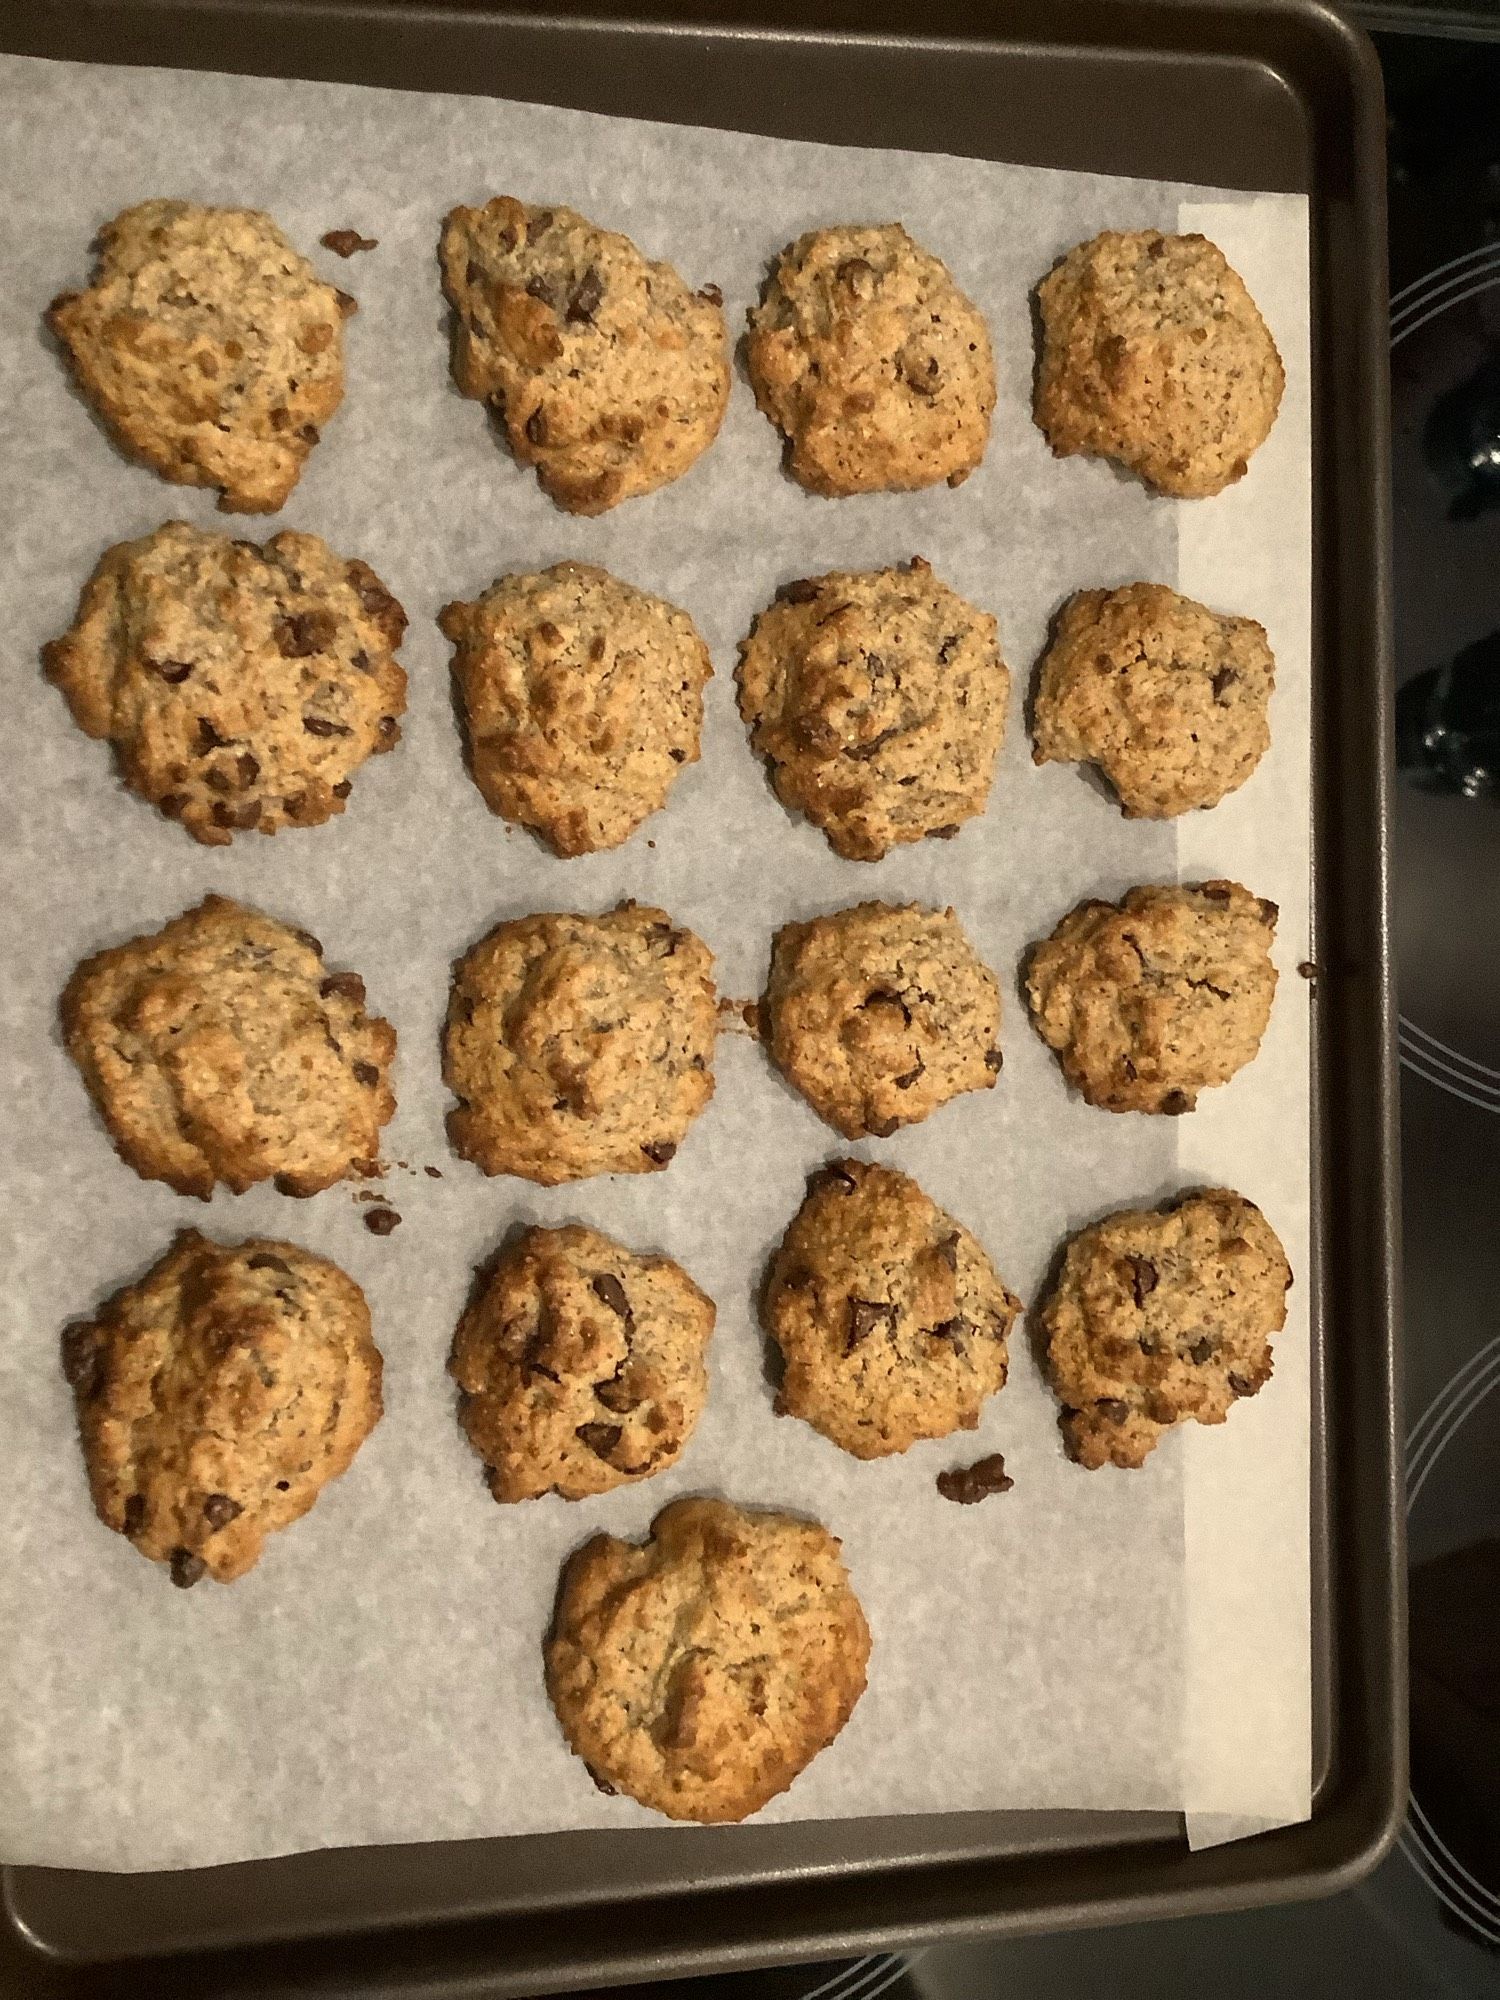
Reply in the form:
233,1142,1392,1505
247,1253,294,1276
936,1453,1014,1505
576,1422,622,1459
335,290,357,318
642,1140,676,1166
1212,666,1237,700
291,927,324,956
984,1047,1003,1073
202,1493,242,1529
1298,960,1318,980
320,972,366,1005
525,273,562,309
1127,1258,1159,1308
353,1061,381,1086
196,717,230,752
303,714,348,738
298,423,321,445
846,1297,896,1353
332,780,353,799
595,1371,638,1414
565,264,604,324
1160,1090,1192,1115
363,1207,400,1235
465,258,482,287
813,1162,859,1196
525,407,549,445
586,1766,618,1796
275,1480,291,1492
894,1061,924,1089
937,633,961,664
776,577,823,604
529,210,554,237
668,746,686,762
1095,1398,1130,1423
930,824,961,840
147,657,193,683
837,256,876,296
275,610,338,657
1199,884,1232,903
591,1273,633,1321
926,1317,966,1342
1227,1371,1254,1396
321,228,377,256
937,1234,959,1271
235,752,260,787
377,716,399,746
60,1324,98,1396
847,727,898,762
698,281,723,306
1189,1336,1217,1365
169,1548,206,1590
211,798,261,830
123,1494,145,1536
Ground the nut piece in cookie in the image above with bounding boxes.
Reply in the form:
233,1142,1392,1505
451,1223,715,1501
47,200,353,513
439,197,729,513
1025,881,1278,1114
736,559,1009,860
444,902,716,1183
764,1159,1022,1459
1033,583,1273,818
766,902,1002,1139
44,521,407,845
61,894,396,1198
440,562,710,855
746,223,995,495
1040,1189,1292,1468
545,1496,869,1821
61,1230,383,1584
1034,229,1284,499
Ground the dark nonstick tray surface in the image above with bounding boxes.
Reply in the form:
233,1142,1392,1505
0,2,1402,1992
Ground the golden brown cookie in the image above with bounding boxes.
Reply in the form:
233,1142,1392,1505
61,1230,383,1585
1040,1189,1292,1469
736,559,1009,860
1024,881,1278,1114
765,902,1002,1139
745,223,995,495
450,1223,715,1501
44,520,407,845
764,1160,1022,1459
1032,583,1274,818
1034,229,1284,498
545,1496,869,1822
62,895,396,1198
47,200,353,513
444,903,716,1184
440,562,710,856
439,197,729,513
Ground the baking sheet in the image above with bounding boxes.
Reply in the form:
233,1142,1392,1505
0,53,1310,1872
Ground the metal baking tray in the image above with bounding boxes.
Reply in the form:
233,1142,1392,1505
0,0,1402,1991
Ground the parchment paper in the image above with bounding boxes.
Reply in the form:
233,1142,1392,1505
0,53,1311,1871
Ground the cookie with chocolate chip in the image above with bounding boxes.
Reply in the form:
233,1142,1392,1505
745,223,995,495
1040,1188,1292,1469
62,894,396,1197
62,1229,383,1585
1024,881,1278,1114
546,1496,869,1821
439,197,729,513
47,200,353,513
764,1159,1022,1458
765,901,1002,1138
444,902,716,1183
451,1223,714,1501
44,521,406,844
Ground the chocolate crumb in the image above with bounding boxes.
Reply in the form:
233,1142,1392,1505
642,1140,676,1165
363,1207,401,1236
321,228,378,257
936,1452,1013,1504
424,1165,442,1179
169,1548,206,1590
1298,960,1318,980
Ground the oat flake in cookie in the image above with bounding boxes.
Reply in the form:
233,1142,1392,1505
745,223,995,495
1033,229,1284,499
61,895,396,1198
1041,1189,1292,1469
47,201,353,514
451,1224,714,1501
765,902,1003,1139
61,1230,383,1586
440,562,710,856
545,1497,869,1822
439,197,729,514
736,559,1009,860
765,1159,1022,1459
1025,881,1278,1114
444,903,716,1184
44,521,406,845
1032,583,1274,819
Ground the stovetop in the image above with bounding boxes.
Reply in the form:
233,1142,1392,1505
562,23,1500,1999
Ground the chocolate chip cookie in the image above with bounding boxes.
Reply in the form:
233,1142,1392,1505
440,561,710,856
47,200,353,513
764,1159,1022,1459
439,197,729,513
736,559,1008,860
745,223,995,494
545,1496,869,1822
1032,583,1274,818
1025,881,1278,1114
61,1229,383,1585
765,902,1002,1138
444,903,716,1183
62,894,396,1197
44,520,406,845
1034,229,1284,499
451,1223,715,1501
1040,1188,1292,1469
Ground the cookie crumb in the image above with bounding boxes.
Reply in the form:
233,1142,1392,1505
322,229,378,256
717,996,761,1039
363,1207,401,1236
936,1452,1013,1504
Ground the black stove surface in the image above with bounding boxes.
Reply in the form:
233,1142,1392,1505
561,23,1500,1999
